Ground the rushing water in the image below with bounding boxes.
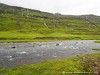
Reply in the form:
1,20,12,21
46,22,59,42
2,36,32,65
0,40,100,68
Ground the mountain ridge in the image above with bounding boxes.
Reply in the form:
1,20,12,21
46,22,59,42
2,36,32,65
0,3,100,17
0,3,100,41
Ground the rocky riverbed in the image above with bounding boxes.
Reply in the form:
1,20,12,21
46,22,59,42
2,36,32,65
0,40,100,68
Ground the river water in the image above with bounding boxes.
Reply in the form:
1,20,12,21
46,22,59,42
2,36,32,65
0,40,100,68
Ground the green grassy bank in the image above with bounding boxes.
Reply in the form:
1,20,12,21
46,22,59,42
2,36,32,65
0,31,100,42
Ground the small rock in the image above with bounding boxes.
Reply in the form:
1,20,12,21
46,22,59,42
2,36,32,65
56,43,59,46
12,46,16,48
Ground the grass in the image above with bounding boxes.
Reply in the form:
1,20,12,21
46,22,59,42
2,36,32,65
0,3,100,75
0,31,100,42
0,53,100,75
0,3,100,42
92,48,100,50
95,41,100,43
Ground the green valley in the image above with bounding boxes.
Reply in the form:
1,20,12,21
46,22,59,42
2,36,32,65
0,3,100,42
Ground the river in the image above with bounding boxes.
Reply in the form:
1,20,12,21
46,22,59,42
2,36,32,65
0,40,100,68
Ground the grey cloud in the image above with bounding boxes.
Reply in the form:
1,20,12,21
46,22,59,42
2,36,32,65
0,0,100,15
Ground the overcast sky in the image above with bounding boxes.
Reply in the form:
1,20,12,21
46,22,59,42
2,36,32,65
0,0,100,15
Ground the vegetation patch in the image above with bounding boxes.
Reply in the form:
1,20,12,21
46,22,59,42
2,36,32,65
92,48,100,50
82,56,100,75
0,3,100,42
95,41,100,43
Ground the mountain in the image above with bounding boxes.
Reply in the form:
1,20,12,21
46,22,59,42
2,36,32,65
0,3,100,41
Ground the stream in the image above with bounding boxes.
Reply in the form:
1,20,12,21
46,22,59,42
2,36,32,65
0,40,100,68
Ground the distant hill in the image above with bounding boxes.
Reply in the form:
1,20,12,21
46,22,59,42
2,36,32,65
0,3,100,41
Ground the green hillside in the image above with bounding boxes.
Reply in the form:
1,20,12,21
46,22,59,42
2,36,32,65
0,3,100,42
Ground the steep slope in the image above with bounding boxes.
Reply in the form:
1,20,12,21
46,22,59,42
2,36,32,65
0,3,100,41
